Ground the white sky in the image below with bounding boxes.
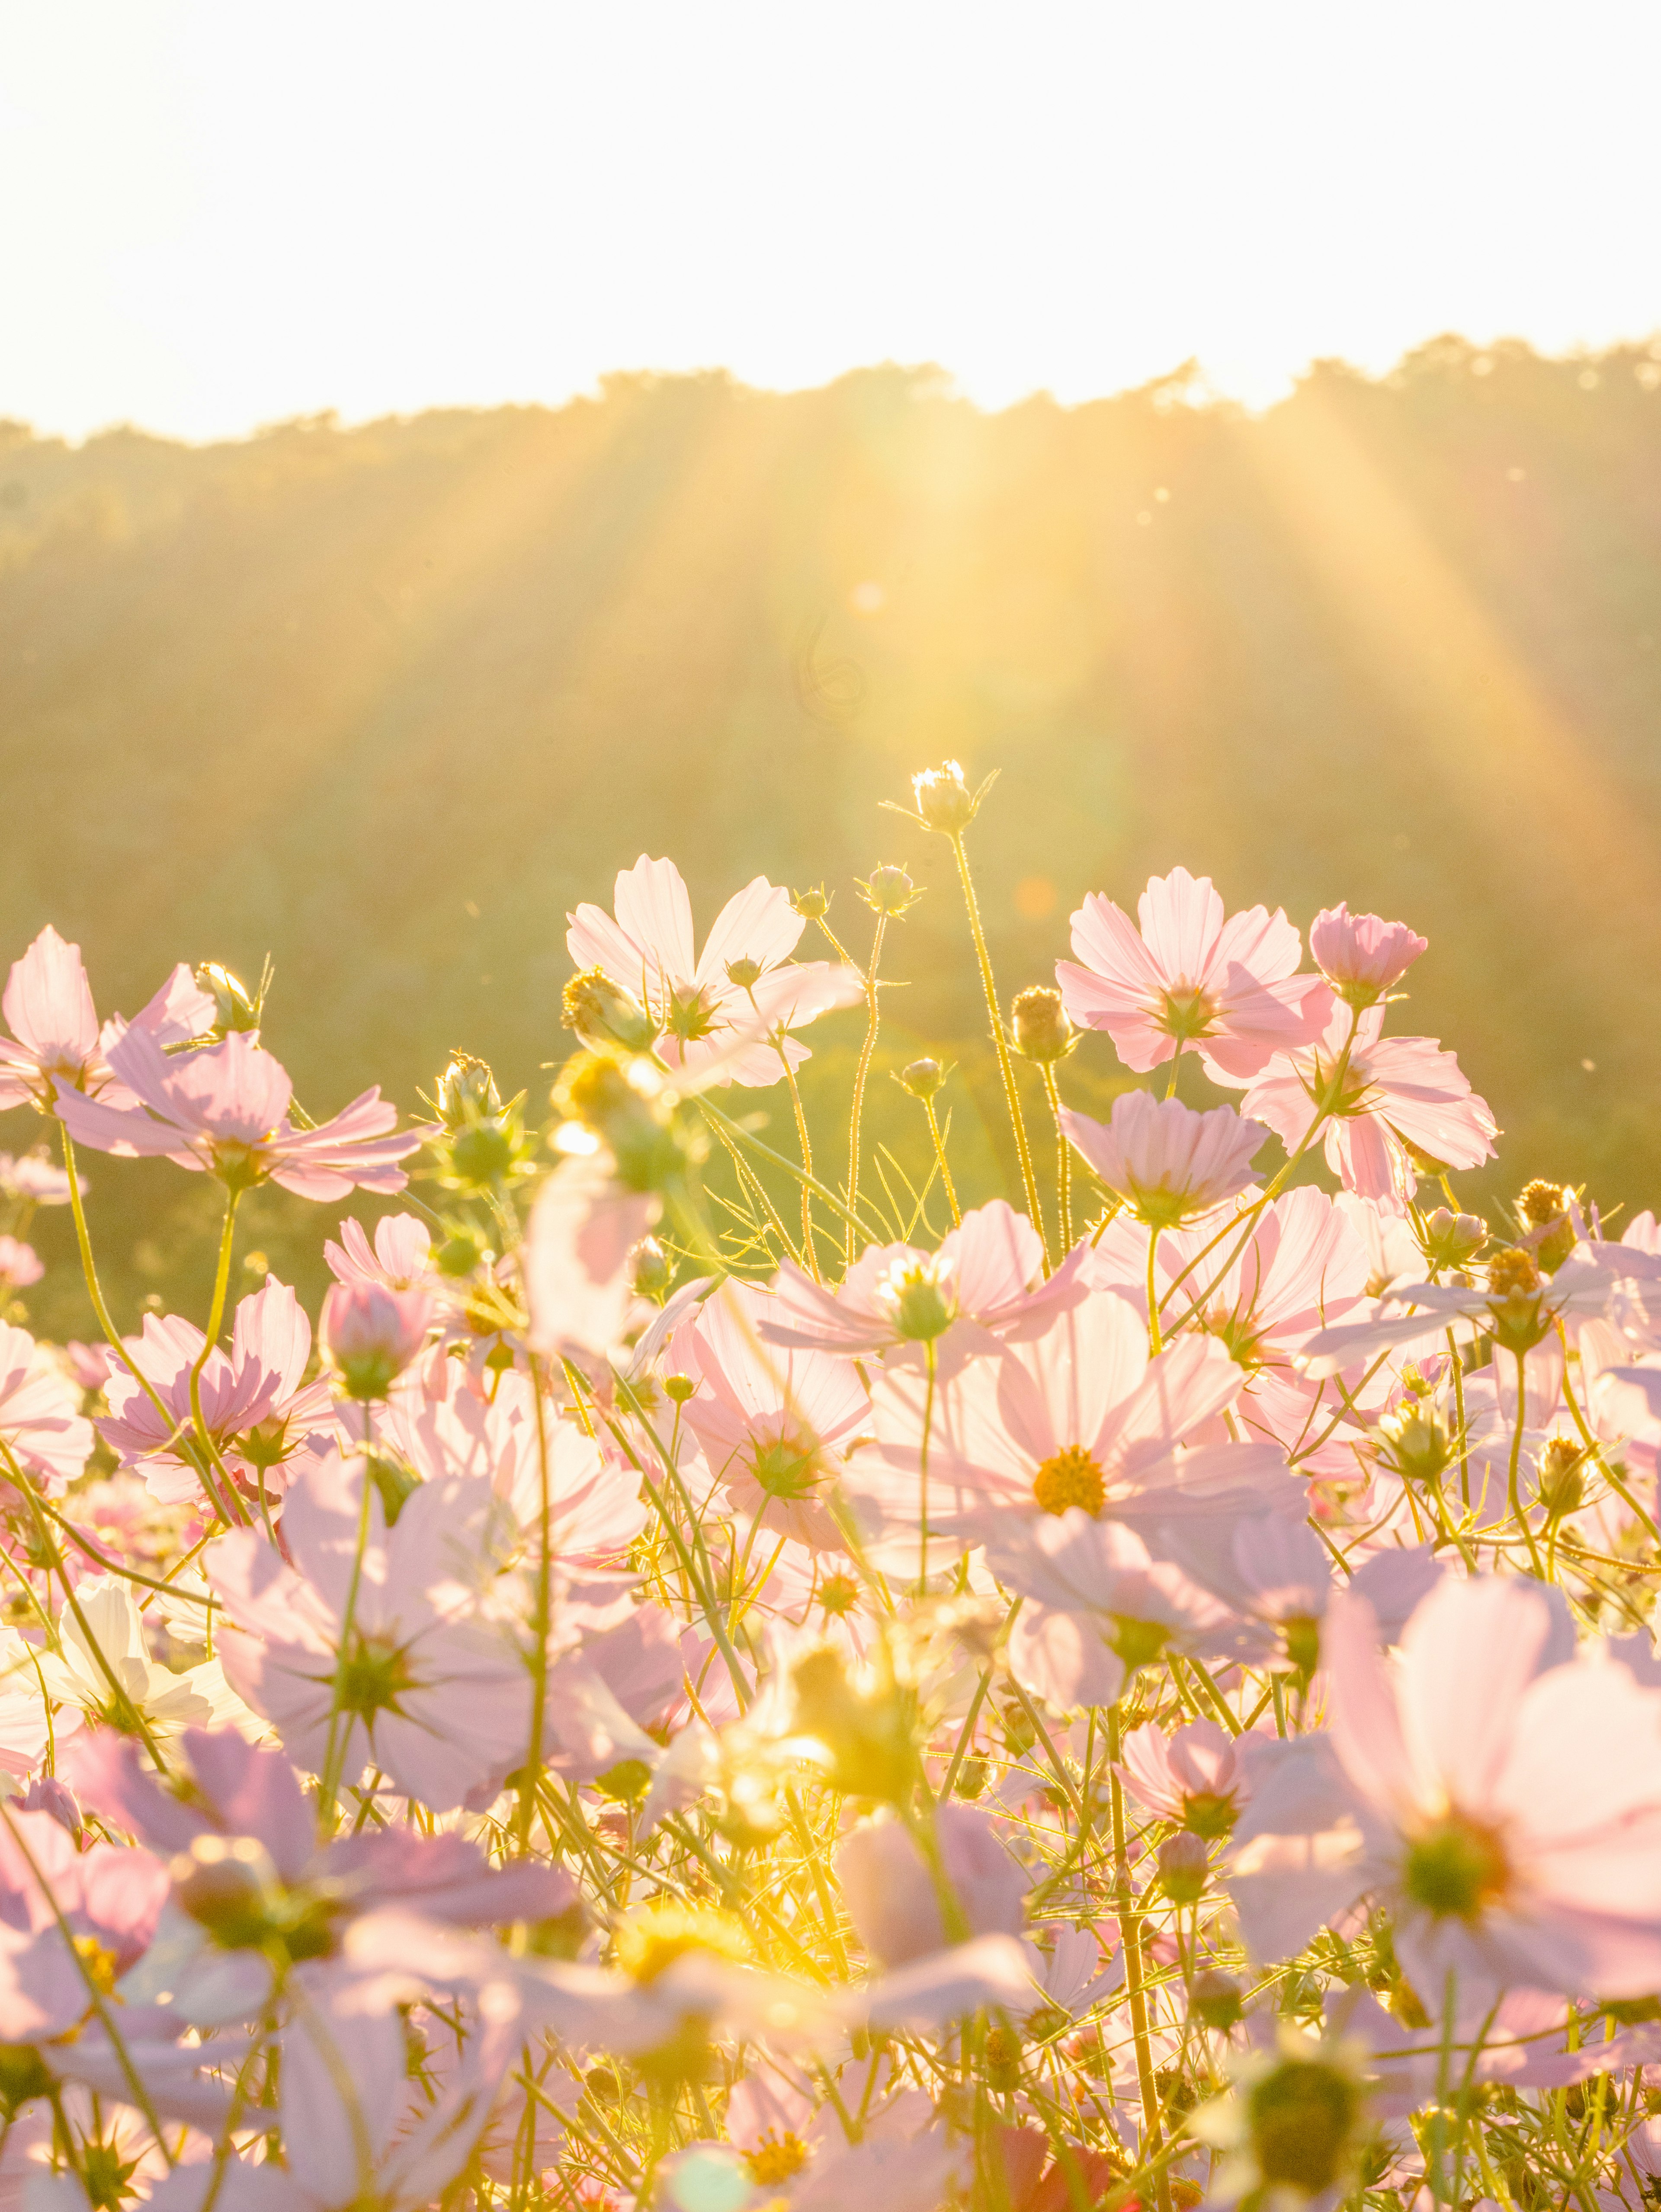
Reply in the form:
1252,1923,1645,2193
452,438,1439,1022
1,0,1657,443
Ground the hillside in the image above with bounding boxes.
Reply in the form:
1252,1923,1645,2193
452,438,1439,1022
2,339,1659,1331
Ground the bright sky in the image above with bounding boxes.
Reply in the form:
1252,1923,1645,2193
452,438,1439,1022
2,0,1658,443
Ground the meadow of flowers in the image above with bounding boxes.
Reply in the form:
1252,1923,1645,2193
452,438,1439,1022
0,759,1657,2212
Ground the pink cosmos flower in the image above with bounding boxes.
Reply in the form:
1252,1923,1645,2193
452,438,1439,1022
855,1293,1279,1564
566,855,860,1088
320,1281,434,1400
1098,1185,1377,1479
99,1279,332,1506
0,1807,169,2042
1308,904,1428,1008
1059,1092,1267,1228
1229,1576,1661,1998
759,1199,1085,1355
0,1321,94,1489
1116,1718,1255,1835
982,1512,1260,1709
208,1451,531,1812
1239,1000,1497,1213
1055,868,1328,1081
0,1238,41,1292
54,1025,425,1198
523,1148,657,1364
836,1805,1029,1967
0,924,214,1114
682,1280,869,1549
324,1211,436,1292
0,1150,78,1205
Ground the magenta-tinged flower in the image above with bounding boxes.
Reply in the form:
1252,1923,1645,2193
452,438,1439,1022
682,1280,869,1549
54,1025,426,1198
856,1294,1278,1563
324,1211,435,1293
759,1199,1084,1355
1059,1092,1267,1229
320,1281,434,1400
1308,903,1428,1008
1240,1000,1497,1213
1116,1718,1256,1835
0,1321,93,1489
567,855,860,1088
835,1805,1029,1966
208,1451,531,1812
1055,869,1328,1081
0,924,214,1114
99,1280,331,1506
1230,1577,1661,1997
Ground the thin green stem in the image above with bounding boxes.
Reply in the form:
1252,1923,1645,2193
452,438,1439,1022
922,1098,962,1227
949,829,1048,1269
917,1337,937,1597
1041,1063,1073,1252
1108,1704,1173,2212
1507,1348,1547,1577
315,1466,376,1834
515,1355,555,1857
846,911,887,1271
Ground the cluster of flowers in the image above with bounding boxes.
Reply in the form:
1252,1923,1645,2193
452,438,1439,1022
0,760,1655,2212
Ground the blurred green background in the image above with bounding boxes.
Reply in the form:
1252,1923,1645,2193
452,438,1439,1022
2,336,1658,1337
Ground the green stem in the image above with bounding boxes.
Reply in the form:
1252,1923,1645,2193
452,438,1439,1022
58,1125,238,1526
315,1465,376,1834
775,1042,821,1279
1507,1348,1548,1577
187,1185,249,1525
699,1100,882,1244
846,912,887,1271
923,1098,962,1228
917,1337,937,1597
1109,1703,1173,2212
1042,1063,1073,1252
514,1355,555,1857
1146,1227,1164,1355
949,829,1048,1269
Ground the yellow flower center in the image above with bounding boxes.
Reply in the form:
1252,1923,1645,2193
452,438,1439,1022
613,1904,751,1985
1032,1444,1106,1516
744,2133,811,2185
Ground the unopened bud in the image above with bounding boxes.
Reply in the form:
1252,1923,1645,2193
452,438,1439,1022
857,864,922,918
897,1057,946,1101
1010,986,1077,1064
664,1373,697,1404
195,961,263,1035
435,1051,501,1131
435,1226,488,1278
631,1236,673,1303
561,969,659,1055
874,1256,956,1342
792,885,829,919
1419,1207,1485,1269
1375,1400,1452,1486
911,759,988,836
1158,1830,1209,1905
321,1283,434,1401
723,957,763,989
1536,1437,1586,1516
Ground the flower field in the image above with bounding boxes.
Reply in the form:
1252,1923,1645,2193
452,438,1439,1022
0,759,1653,2212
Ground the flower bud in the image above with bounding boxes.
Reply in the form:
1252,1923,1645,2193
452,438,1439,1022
792,885,829,919
1307,905,1427,1008
1190,1968,1244,2031
1374,1400,1452,1487
1419,1206,1486,1270
1010,985,1077,1064
434,1051,501,1131
897,1057,946,1101
172,1834,278,1947
630,1236,673,1303
1158,1829,1209,1905
1518,1178,1566,1227
321,1282,435,1400
561,968,659,1055
857,864,922,918
1517,1179,1577,1272
1536,1436,1586,1516
723,957,763,989
911,759,987,835
664,1373,697,1404
194,961,263,1035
